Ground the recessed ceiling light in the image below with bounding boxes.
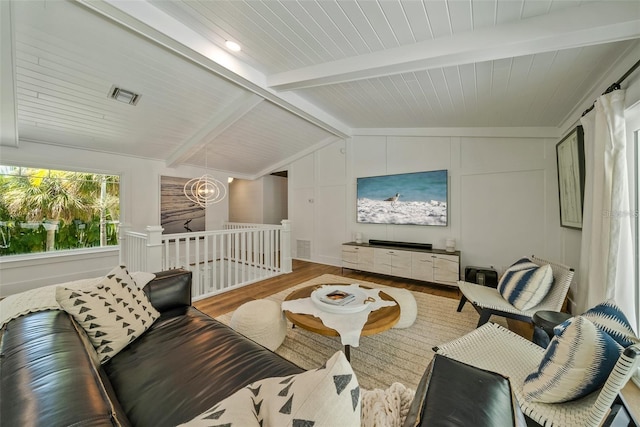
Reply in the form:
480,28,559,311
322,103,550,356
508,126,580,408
225,40,241,52
108,85,141,106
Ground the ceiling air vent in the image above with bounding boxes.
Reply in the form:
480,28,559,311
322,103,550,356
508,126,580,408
108,85,141,105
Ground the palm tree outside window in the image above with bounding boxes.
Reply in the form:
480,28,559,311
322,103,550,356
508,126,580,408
0,166,120,256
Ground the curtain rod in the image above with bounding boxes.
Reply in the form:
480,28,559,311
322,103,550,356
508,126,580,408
582,58,640,117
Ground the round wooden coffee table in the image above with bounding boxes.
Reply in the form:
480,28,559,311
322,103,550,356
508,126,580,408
283,284,400,361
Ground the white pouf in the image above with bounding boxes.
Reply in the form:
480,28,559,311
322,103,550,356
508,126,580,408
230,299,287,351
381,288,418,329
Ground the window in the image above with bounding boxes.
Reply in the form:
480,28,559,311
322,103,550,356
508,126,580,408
0,166,120,256
627,101,640,386
625,102,639,333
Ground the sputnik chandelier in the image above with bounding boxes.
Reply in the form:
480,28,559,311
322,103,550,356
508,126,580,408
183,145,226,207
183,174,226,207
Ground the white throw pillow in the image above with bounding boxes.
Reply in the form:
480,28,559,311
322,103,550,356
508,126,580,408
130,271,156,289
497,257,553,310
181,351,361,427
56,265,159,363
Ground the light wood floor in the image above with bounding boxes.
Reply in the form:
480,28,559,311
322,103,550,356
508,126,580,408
194,259,532,338
195,259,640,420
195,259,458,314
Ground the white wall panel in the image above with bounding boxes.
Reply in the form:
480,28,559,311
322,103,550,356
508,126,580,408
460,170,546,272
288,140,348,263
314,140,347,263
289,187,314,258
291,129,580,277
316,140,346,186
349,136,386,244
351,136,387,178
386,136,451,174
1,249,119,295
315,185,346,265
460,137,546,173
562,228,582,307
290,152,314,189
289,152,315,259
542,137,564,263
229,178,264,224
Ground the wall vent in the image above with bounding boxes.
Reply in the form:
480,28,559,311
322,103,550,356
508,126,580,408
296,239,311,260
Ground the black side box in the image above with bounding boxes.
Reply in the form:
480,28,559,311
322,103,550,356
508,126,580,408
464,266,499,288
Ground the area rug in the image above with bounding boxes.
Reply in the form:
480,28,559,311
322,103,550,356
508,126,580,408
216,274,504,391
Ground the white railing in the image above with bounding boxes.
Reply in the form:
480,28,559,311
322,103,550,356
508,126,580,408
223,222,280,230
119,230,147,271
119,221,291,301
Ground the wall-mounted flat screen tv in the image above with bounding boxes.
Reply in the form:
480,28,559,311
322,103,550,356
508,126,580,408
357,170,448,226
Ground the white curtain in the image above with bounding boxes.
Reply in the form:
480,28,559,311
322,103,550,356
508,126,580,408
577,90,636,330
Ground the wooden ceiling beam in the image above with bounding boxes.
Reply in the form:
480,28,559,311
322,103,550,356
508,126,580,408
267,1,640,91
76,0,351,139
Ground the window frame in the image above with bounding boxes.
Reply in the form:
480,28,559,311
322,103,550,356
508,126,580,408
623,100,640,334
627,100,640,386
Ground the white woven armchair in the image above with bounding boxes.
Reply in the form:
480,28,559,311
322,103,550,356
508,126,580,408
457,255,574,327
434,323,640,427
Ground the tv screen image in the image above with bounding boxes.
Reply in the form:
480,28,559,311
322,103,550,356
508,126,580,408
356,170,448,226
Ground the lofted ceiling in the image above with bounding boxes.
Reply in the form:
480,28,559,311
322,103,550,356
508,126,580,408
1,0,639,178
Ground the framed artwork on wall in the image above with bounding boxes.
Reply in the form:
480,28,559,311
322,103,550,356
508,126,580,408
160,176,205,234
556,126,585,229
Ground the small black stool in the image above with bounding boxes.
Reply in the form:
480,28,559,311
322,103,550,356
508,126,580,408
532,310,572,348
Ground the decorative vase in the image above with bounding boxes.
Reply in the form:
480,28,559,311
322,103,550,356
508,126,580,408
446,238,456,252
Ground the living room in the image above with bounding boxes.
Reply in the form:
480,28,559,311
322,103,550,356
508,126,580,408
1,1,639,426
1,1,638,307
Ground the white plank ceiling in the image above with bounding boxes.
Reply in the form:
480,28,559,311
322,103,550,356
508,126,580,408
2,0,639,177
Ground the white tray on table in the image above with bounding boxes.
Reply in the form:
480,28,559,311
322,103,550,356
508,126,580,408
310,285,373,314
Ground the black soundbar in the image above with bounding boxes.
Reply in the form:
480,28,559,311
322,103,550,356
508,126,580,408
368,240,433,250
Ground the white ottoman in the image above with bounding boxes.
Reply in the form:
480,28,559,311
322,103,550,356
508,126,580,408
230,299,287,351
382,288,418,329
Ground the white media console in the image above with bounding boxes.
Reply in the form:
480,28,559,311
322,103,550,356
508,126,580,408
342,241,460,287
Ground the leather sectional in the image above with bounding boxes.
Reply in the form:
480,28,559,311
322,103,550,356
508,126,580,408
0,269,303,426
1,268,527,426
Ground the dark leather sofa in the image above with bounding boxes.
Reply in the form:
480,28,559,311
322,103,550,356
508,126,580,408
0,269,303,426
1,268,551,427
